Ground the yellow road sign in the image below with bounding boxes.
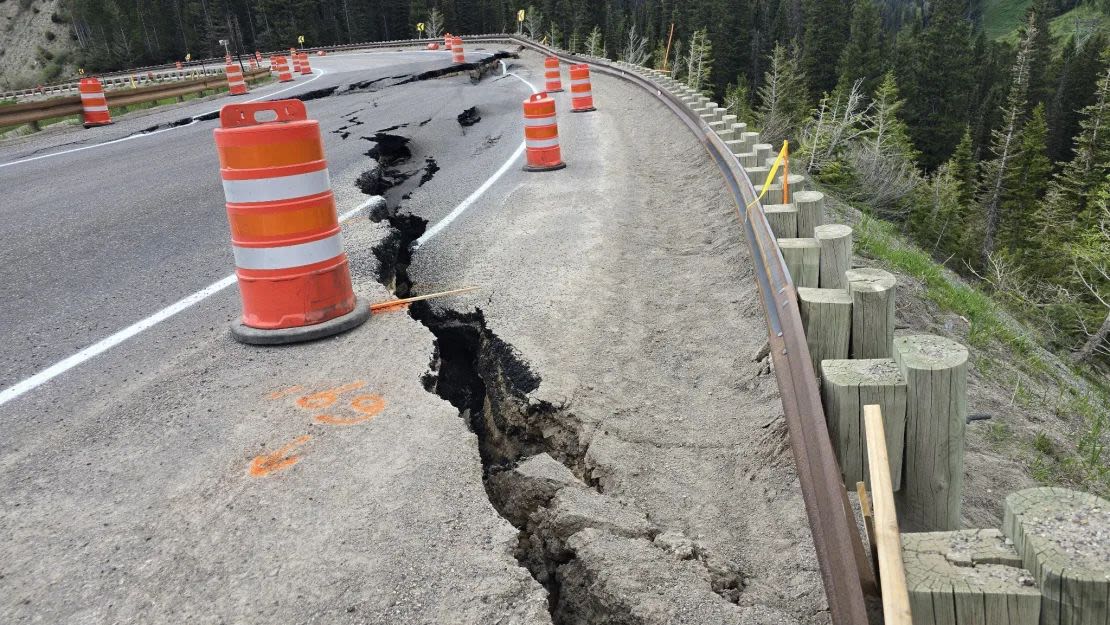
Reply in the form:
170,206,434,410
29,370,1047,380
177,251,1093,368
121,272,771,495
417,22,425,32
185,53,191,61
517,9,525,22
297,35,305,44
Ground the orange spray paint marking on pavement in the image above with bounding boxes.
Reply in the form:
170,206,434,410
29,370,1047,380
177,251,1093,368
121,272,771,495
314,394,386,426
249,435,311,477
295,381,366,410
266,385,304,400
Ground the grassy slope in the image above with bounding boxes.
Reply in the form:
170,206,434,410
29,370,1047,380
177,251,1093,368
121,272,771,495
985,0,1110,41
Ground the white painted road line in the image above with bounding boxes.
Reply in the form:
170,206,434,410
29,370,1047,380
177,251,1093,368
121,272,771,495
415,70,537,248
0,68,328,170
0,190,366,408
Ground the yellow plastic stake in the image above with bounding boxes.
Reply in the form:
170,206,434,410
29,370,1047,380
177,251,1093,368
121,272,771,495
746,140,790,209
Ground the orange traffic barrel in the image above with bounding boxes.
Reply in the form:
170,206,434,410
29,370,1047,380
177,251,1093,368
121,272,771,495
255,51,262,63
522,93,565,172
426,43,440,50
569,64,596,112
273,56,294,82
225,54,232,64
317,50,326,56
248,58,258,70
78,77,112,127
225,63,248,95
175,61,183,70
444,33,453,50
291,54,303,74
213,100,370,345
544,57,563,92
298,53,312,75
452,37,465,63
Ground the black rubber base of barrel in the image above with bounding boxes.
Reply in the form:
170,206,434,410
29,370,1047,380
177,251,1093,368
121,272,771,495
83,121,113,128
571,107,597,113
230,296,372,346
546,88,564,92
523,162,567,172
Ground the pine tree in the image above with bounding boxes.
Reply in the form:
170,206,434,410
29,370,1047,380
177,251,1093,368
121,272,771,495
724,75,755,123
1022,0,1055,109
584,25,603,57
836,0,883,97
756,41,810,144
974,15,1037,269
910,162,966,258
684,28,713,93
1047,34,1107,163
948,128,977,206
864,71,916,160
1000,103,1051,257
801,0,852,94
896,0,973,169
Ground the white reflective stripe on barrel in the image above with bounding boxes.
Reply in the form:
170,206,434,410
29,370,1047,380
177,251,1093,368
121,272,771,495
82,105,109,112
524,116,556,127
222,169,331,204
570,79,590,87
526,137,560,149
79,92,105,101
234,233,343,270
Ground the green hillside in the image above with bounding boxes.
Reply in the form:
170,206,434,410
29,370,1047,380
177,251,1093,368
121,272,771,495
984,0,1110,41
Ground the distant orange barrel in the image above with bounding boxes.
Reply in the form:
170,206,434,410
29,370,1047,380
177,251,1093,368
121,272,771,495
255,51,262,63
522,92,565,172
225,54,232,64
225,63,248,95
426,42,440,50
78,77,112,127
175,61,183,70
444,33,453,50
298,53,312,75
452,37,465,63
249,58,258,70
213,100,369,344
544,57,563,92
317,50,326,56
569,64,596,112
272,56,293,82
291,53,303,74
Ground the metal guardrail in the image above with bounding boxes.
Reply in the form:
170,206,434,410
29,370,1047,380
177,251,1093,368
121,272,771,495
0,68,270,128
465,34,872,624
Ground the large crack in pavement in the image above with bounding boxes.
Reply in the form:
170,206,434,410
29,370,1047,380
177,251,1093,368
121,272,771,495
362,134,755,623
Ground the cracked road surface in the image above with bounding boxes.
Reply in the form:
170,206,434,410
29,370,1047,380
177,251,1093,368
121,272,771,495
0,50,822,624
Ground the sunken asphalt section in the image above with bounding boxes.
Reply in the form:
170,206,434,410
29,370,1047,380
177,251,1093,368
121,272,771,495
0,51,822,623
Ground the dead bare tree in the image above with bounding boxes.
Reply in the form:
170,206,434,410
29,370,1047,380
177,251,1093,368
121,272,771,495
799,80,870,172
426,8,445,39
1070,200,1110,363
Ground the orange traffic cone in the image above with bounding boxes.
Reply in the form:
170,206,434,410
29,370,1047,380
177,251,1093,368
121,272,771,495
522,93,565,172
78,77,112,127
452,37,465,63
569,64,596,112
213,100,370,345
544,57,563,92
225,63,248,95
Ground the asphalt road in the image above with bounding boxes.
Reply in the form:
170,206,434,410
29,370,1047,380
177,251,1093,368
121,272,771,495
0,49,816,624
0,46,519,390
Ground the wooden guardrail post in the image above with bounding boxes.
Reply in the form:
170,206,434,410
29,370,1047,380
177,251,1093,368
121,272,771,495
794,190,826,237
780,238,821,288
799,288,852,373
822,361,906,488
816,224,853,289
847,268,897,358
764,204,798,239
1003,487,1110,625
893,335,968,531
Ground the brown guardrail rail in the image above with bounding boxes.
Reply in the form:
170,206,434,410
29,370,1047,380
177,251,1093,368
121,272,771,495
0,68,270,128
